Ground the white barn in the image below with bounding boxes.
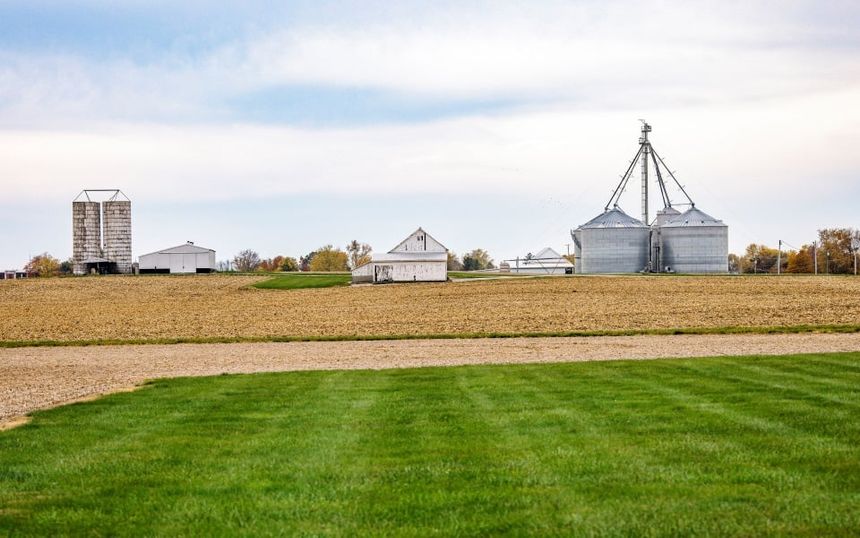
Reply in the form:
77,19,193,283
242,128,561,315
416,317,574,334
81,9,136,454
507,247,574,275
139,242,216,274
352,227,448,284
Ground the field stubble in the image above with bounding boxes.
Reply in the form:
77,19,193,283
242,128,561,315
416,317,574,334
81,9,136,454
2,275,860,343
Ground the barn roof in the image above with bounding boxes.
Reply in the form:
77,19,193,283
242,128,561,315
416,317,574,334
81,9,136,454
389,227,448,253
372,251,448,262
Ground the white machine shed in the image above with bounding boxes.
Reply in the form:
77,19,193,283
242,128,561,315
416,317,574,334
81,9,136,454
508,247,575,274
352,227,448,284
139,242,216,274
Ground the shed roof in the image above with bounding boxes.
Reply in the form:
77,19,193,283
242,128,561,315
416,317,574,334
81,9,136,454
141,242,215,257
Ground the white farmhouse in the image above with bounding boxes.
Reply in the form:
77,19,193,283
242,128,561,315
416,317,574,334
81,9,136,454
139,242,216,274
352,227,448,284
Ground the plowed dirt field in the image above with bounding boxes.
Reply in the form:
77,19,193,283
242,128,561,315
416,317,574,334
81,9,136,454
2,274,860,343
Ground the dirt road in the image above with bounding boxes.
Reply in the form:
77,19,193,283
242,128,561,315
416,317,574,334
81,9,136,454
3,333,860,427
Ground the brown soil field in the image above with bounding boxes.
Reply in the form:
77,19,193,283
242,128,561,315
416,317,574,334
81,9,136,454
2,274,859,344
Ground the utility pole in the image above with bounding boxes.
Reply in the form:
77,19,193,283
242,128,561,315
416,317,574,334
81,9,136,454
777,240,782,276
853,239,859,276
813,241,818,275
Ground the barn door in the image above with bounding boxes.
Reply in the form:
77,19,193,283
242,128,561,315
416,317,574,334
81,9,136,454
374,265,393,283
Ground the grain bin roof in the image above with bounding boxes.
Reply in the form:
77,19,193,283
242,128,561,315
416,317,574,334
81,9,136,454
579,207,647,229
651,206,682,226
662,207,727,228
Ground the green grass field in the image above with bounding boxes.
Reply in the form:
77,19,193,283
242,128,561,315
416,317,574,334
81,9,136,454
253,272,351,290
2,353,859,535
447,271,531,279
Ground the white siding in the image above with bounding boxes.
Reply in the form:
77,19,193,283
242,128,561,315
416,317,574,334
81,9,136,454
382,261,446,282
390,229,446,253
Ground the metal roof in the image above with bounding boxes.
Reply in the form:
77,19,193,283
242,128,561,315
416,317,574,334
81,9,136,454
651,206,682,227
371,251,447,263
578,207,647,229
140,242,215,256
662,207,727,228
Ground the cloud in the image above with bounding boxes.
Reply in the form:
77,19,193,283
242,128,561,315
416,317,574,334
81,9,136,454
2,85,857,209
1,2,858,127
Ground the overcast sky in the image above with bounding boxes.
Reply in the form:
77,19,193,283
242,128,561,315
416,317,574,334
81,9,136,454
1,1,858,268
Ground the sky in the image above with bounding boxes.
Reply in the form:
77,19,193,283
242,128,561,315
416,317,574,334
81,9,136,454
1,0,859,268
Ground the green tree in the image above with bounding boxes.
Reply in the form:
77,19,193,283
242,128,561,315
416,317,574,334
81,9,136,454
309,245,349,272
740,244,779,274
59,258,74,275
24,253,60,277
462,249,494,271
280,257,299,272
300,251,316,272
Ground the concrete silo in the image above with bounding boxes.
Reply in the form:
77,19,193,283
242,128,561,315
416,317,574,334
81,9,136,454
659,207,728,273
72,190,132,274
574,207,650,273
72,201,102,275
102,200,132,273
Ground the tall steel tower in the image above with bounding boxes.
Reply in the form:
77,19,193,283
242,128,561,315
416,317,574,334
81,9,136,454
639,121,651,225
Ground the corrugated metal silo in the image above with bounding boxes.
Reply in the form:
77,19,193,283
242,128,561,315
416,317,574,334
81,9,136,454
577,207,649,273
659,207,728,273
72,201,102,275
102,200,132,273
571,228,583,273
650,206,681,272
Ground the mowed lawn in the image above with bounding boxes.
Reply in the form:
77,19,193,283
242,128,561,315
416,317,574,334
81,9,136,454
252,272,351,290
2,354,859,535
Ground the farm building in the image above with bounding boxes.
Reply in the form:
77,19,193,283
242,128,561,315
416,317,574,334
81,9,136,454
572,123,728,273
352,227,448,284
139,242,216,274
1,270,27,280
506,247,574,274
72,189,132,275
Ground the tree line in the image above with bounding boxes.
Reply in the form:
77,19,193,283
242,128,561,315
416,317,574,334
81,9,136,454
229,244,496,273
18,227,858,276
732,228,860,274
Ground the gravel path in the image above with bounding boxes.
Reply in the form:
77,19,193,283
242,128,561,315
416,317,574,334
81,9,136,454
3,333,860,427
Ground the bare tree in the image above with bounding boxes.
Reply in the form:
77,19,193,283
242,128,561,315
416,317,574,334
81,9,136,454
346,240,373,269
232,249,261,272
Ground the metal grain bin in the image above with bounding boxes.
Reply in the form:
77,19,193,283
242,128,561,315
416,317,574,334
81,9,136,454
577,207,649,273
72,201,101,275
570,228,583,273
659,207,728,273
650,206,681,272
